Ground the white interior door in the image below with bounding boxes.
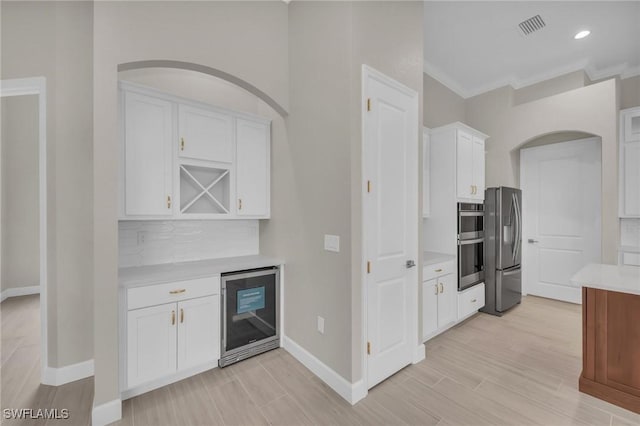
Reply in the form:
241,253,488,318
521,138,601,304
363,66,418,389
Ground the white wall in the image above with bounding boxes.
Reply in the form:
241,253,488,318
1,1,94,368
465,79,618,263
1,96,40,292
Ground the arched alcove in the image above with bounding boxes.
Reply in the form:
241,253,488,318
118,60,288,118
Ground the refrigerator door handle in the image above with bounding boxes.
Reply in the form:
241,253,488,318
513,193,522,262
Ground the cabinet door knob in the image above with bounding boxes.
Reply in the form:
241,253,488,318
439,283,444,293
180,308,184,323
434,284,439,295
171,310,176,325
238,198,242,210
167,195,172,209
180,138,185,151
471,298,477,303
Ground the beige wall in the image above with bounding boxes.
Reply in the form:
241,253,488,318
261,1,424,383
621,75,640,109
513,70,590,105
1,96,40,292
1,1,94,368
423,72,466,128
465,79,619,263
93,0,289,406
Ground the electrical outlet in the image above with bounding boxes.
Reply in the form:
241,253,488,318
324,235,340,252
317,316,325,334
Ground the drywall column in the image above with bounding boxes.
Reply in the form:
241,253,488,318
93,0,289,410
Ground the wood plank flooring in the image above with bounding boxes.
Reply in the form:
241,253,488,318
3,294,640,425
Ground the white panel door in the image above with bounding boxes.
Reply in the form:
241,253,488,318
178,104,233,163
472,136,485,200
177,296,220,371
236,118,270,217
124,91,173,216
622,142,640,216
521,138,602,304
422,278,438,340
364,66,418,389
127,303,177,387
436,273,457,328
456,131,473,200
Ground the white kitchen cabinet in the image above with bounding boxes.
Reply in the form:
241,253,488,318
620,107,640,217
456,129,486,202
423,128,431,218
177,295,220,371
456,131,474,200
236,118,270,218
127,303,178,388
123,276,220,395
422,260,457,341
472,136,486,199
122,91,173,217
178,104,234,163
119,82,271,220
458,283,486,320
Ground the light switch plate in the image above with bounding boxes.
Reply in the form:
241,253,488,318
324,234,340,252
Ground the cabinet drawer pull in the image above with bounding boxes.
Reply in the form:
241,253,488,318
471,298,477,303
180,308,184,323
169,289,186,295
434,268,443,273
171,310,176,325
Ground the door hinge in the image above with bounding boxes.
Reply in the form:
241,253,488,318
367,180,371,193
367,261,371,274
367,341,371,355
366,98,371,112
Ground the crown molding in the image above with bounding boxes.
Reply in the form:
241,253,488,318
424,58,639,99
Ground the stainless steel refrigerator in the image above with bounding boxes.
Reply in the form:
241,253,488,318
481,187,522,316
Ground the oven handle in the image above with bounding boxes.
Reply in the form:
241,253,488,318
458,237,484,245
458,211,484,217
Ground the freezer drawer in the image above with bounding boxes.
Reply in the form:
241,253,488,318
496,266,521,312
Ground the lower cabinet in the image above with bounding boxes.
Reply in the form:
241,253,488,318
422,268,457,341
124,278,220,390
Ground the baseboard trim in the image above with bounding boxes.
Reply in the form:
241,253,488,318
92,398,122,426
413,343,426,364
42,359,94,386
282,336,365,405
0,285,40,302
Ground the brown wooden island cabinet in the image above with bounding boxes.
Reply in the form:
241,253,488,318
572,264,640,414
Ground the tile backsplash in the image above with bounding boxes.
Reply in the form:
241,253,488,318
119,220,259,268
621,218,640,248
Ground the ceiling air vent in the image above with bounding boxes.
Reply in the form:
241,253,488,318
518,15,546,36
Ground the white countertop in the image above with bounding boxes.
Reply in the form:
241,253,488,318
570,263,640,296
423,251,456,266
119,255,284,288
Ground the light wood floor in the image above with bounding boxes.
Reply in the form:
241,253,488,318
2,294,640,426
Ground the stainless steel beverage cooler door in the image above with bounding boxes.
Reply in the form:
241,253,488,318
497,187,522,270
496,265,522,312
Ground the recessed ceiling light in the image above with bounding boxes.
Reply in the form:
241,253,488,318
574,30,591,40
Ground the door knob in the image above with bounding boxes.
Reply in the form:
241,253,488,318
406,260,416,269
528,239,539,244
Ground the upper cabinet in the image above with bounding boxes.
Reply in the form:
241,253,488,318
619,107,640,218
178,105,233,163
119,82,271,220
456,130,486,202
122,91,173,217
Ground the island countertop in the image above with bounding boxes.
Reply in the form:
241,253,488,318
570,263,640,296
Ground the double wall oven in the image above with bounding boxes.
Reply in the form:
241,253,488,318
458,203,485,291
